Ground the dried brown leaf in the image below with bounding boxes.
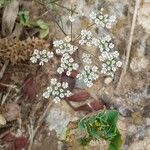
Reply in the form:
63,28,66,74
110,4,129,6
73,101,104,112
66,91,90,102
21,74,39,103
2,103,21,122
2,0,19,36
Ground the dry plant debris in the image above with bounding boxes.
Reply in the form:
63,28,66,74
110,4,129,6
0,0,150,150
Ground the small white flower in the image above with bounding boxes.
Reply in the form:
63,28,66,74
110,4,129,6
57,82,61,87
89,12,97,20
51,78,57,85
116,61,122,67
42,49,47,54
109,43,115,49
65,36,71,42
91,38,99,46
92,66,98,72
76,74,82,79
69,15,75,22
43,91,50,99
60,93,64,98
53,97,61,103
95,18,100,24
87,82,93,87
84,65,90,71
110,15,116,22
72,63,79,70
57,67,64,74
39,61,44,66
47,52,54,58
65,91,72,97
62,82,68,89
106,23,112,29
34,49,39,55
113,51,119,57
66,71,71,76
30,57,37,63
47,86,52,92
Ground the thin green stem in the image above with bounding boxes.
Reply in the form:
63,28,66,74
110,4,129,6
73,23,95,42
55,19,67,36
71,22,73,41
77,45,100,62
53,2,78,14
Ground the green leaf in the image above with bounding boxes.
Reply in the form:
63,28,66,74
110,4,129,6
38,28,49,39
0,0,4,8
106,110,119,127
18,10,30,27
108,130,123,150
78,110,123,150
79,119,86,130
0,0,9,8
36,20,49,29
36,20,50,38
80,137,91,146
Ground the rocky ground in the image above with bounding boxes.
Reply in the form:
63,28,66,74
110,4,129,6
0,0,150,150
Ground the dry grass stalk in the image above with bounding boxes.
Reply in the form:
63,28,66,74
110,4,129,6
116,0,141,93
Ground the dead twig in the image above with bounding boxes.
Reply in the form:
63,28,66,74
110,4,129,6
0,60,9,79
27,100,54,150
116,0,141,93
1,86,12,106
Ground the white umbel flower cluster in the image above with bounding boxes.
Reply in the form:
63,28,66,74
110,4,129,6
96,35,114,52
79,29,93,46
43,78,72,103
30,49,54,66
89,9,116,29
53,37,78,55
82,53,92,64
100,51,122,77
57,53,79,76
79,30,115,54
77,53,99,87
53,36,79,76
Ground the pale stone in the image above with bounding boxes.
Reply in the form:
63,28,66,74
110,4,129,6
104,77,113,84
138,3,150,33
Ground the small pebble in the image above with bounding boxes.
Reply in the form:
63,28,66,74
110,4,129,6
104,77,113,84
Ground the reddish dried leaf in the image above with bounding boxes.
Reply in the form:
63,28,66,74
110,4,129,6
90,101,104,111
21,74,39,103
75,104,92,112
73,101,104,112
2,133,16,142
8,142,15,150
61,72,76,91
69,70,78,78
15,136,28,150
66,91,90,102
2,134,28,150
